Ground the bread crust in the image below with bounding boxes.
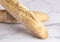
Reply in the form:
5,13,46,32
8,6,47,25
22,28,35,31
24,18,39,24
0,10,48,23
0,10,17,23
32,11,49,22
0,0,48,39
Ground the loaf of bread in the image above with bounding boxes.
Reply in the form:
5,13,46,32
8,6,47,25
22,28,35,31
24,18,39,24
0,0,48,39
0,10,48,23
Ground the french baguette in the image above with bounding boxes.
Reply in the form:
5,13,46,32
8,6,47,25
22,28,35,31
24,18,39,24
0,10,48,23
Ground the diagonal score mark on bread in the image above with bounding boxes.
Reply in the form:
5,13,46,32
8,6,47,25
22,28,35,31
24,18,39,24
20,13,48,39
0,0,48,39
0,10,48,23
0,0,39,22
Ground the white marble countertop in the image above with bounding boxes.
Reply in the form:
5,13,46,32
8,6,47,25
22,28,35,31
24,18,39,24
0,0,60,42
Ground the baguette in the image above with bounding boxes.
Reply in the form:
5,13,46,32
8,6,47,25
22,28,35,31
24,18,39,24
0,0,48,39
0,10,48,23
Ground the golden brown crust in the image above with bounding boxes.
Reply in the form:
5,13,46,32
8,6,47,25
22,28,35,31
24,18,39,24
21,14,48,39
0,10,18,23
0,0,48,39
0,0,38,22
0,10,48,23
32,11,49,22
